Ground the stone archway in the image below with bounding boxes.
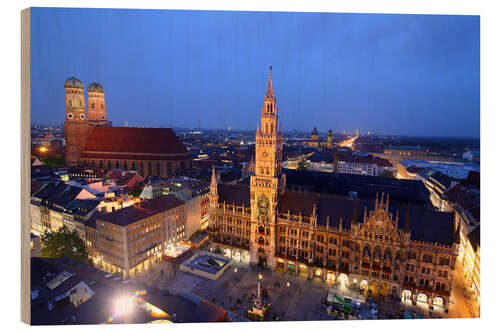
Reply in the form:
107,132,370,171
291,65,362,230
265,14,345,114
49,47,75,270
338,273,349,288
380,283,389,296
369,281,379,295
257,247,267,268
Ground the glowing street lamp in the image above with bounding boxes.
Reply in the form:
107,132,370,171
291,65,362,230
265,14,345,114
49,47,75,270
286,282,290,287
39,146,47,153
258,273,262,281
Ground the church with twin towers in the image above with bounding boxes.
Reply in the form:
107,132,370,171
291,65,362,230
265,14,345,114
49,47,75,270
207,65,459,311
63,78,192,176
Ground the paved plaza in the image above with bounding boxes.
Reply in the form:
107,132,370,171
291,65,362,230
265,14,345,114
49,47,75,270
126,245,478,321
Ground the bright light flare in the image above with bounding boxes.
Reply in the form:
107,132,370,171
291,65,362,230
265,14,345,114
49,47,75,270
115,296,135,317
40,146,47,152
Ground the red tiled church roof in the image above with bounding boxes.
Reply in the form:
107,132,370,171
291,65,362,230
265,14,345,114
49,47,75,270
81,127,189,158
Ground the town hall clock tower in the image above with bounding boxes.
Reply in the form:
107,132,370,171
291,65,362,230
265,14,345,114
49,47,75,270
249,66,285,268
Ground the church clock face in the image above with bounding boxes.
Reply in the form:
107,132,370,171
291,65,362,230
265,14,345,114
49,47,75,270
257,194,269,221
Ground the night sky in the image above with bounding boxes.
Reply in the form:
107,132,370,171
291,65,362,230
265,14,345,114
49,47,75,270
30,8,480,137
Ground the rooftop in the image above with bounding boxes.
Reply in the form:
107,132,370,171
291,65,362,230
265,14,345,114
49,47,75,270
97,195,184,227
81,127,190,160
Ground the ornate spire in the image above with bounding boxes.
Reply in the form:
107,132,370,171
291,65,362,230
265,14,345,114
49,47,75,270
211,165,217,187
266,65,274,99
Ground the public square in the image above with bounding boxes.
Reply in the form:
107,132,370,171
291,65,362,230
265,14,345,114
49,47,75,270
127,244,478,321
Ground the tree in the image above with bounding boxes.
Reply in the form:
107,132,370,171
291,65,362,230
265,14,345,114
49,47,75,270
41,225,89,263
42,155,66,166
129,184,145,198
297,159,308,171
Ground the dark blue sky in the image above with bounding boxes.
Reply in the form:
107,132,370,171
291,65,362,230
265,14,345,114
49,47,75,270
31,8,480,137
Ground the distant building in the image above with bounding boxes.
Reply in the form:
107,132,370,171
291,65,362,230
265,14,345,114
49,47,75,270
397,159,479,180
462,149,480,163
415,169,457,212
304,127,334,148
374,146,449,166
30,181,99,236
306,151,396,177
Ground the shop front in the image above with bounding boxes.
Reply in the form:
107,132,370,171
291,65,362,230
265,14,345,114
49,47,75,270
417,292,428,304
276,259,285,271
298,264,308,276
326,272,336,283
401,289,413,303
287,262,296,273
432,296,444,308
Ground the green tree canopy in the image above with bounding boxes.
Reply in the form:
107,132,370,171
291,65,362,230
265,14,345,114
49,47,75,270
41,225,89,263
297,159,308,170
129,184,145,198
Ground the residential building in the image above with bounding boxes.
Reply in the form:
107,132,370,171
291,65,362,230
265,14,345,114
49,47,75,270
92,196,186,278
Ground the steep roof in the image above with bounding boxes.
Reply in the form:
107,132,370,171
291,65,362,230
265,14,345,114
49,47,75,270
81,127,189,159
278,190,455,246
97,195,184,227
284,169,431,207
217,184,250,207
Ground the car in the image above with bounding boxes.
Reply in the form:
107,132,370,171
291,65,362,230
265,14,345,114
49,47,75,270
104,273,113,278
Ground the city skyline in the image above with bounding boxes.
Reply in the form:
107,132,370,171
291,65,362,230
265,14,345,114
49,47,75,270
31,8,480,137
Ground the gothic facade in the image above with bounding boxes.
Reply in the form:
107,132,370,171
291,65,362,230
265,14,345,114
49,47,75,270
207,67,459,310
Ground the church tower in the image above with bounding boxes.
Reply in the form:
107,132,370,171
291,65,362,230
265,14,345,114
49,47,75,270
64,77,90,166
87,82,108,126
249,66,285,268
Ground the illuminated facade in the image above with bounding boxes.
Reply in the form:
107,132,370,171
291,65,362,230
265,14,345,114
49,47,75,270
207,67,459,310
304,127,333,148
90,196,186,278
63,77,191,176
462,226,480,310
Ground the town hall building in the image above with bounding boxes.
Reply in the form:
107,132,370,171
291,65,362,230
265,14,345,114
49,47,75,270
207,66,459,311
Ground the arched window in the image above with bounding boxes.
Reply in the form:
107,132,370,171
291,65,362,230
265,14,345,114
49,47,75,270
156,162,161,176
79,100,82,107
68,100,72,107
107,161,111,169
91,103,95,109
123,161,128,170
115,161,119,169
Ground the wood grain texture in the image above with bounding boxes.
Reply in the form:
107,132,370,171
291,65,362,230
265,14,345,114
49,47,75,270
21,7,31,325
